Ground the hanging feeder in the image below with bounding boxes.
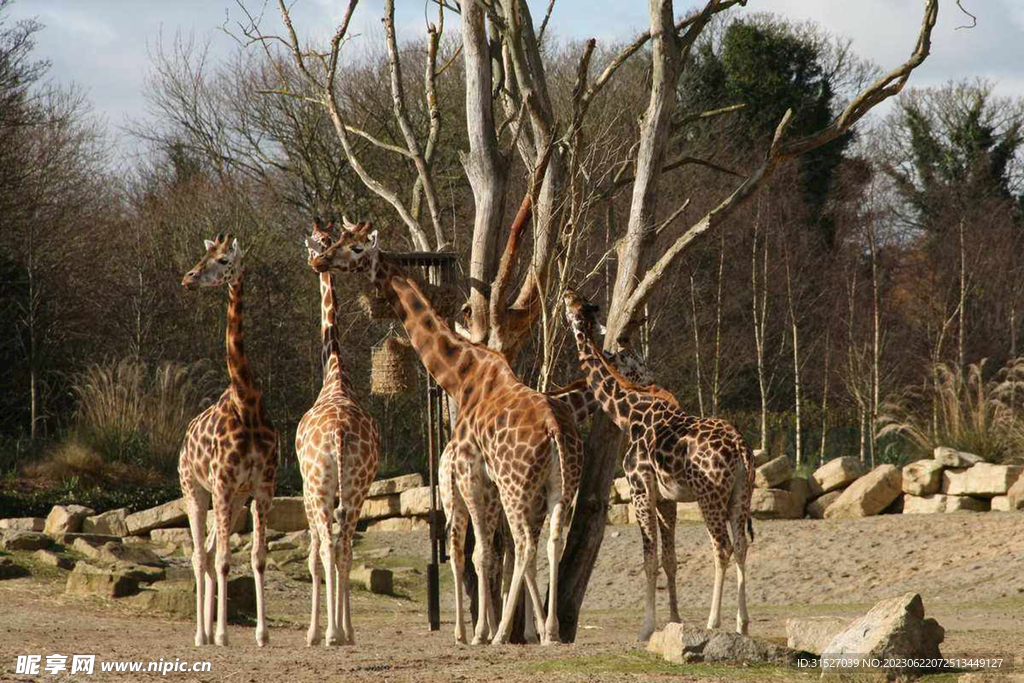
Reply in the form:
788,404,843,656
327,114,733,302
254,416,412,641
370,333,417,396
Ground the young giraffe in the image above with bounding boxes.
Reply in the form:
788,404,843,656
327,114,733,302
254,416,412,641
562,288,755,642
296,220,380,647
438,348,656,645
308,221,583,645
179,234,278,647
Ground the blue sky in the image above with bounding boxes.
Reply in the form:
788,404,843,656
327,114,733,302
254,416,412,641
8,0,1023,160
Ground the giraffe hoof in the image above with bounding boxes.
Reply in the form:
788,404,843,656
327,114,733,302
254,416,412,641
194,634,208,647
214,633,228,647
306,630,319,647
255,627,269,648
470,636,489,646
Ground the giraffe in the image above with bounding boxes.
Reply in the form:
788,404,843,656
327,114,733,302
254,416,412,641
179,234,278,647
296,219,380,647
307,220,583,646
562,288,755,642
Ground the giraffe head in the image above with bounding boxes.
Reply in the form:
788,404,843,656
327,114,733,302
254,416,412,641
563,288,604,340
307,218,379,275
305,218,343,259
181,233,243,289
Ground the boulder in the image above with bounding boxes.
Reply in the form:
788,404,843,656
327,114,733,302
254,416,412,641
754,456,793,489
114,563,166,584
366,473,424,498
946,495,989,513
782,477,811,517
71,539,166,567
607,503,630,525
150,528,193,546
129,583,193,616
266,496,306,532
65,563,139,598
750,489,802,520
904,494,987,514
1008,474,1024,510
933,446,984,468
34,549,75,570
267,548,308,580
125,499,187,535
0,518,45,532
0,530,55,551
44,505,95,534
350,565,393,594
399,486,433,516
82,508,129,537
612,477,631,503
752,449,772,467
812,457,864,494
902,460,944,496
961,463,1022,497
364,516,429,533
361,495,401,520
785,617,849,655
204,510,249,535
821,593,944,677
647,624,799,666
824,465,901,519
0,556,30,580
990,496,1012,512
49,532,120,546
807,490,842,519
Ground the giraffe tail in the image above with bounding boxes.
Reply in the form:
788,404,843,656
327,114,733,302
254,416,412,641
546,417,575,512
744,443,756,543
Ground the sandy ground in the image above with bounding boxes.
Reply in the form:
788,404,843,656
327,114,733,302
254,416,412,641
1,511,1023,682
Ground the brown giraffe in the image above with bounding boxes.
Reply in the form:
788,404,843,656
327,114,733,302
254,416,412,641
179,234,278,647
438,349,654,644
296,220,380,647
562,288,755,642
307,221,583,645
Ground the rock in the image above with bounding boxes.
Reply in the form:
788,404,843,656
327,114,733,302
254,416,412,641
676,502,704,522
752,449,772,467
933,446,984,468
129,583,193,616
806,475,824,499
221,576,257,621
612,477,631,503
350,565,393,594
812,457,864,494
206,510,248,535
961,463,1022,497
990,496,1011,512
112,563,166,584
44,505,95,534
366,473,424,498
782,477,811,517
82,508,129,537
0,517,45,532
903,494,987,514
647,624,799,665
65,563,139,598
364,516,429,533
0,556,30,580
267,548,308,578
361,495,401,520
267,496,307,532
279,530,310,549
125,499,187,535
807,490,842,519
399,486,433,516
902,460,944,496
881,494,904,514
1008,475,1024,510
607,503,630,525
150,528,193,546
356,547,392,561
754,456,793,489
750,489,802,519
34,549,75,570
821,593,944,677
49,532,120,546
0,530,55,551
785,617,849,655
824,465,901,519
71,539,166,567
946,495,989,512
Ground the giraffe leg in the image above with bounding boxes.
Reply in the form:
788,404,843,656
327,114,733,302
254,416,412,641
250,492,271,647
541,494,569,645
336,505,359,645
458,460,495,645
632,480,660,643
184,484,210,647
305,521,322,646
447,494,469,644
212,493,232,646
493,521,538,646
703,518,733,631
311,503,339,646
656,499,681,624
203,524,216,641
730,472,751,635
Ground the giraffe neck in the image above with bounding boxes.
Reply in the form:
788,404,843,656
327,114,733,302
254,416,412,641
226,275,259,419
319,271,355,397
570,325,636,429
372,259,478,403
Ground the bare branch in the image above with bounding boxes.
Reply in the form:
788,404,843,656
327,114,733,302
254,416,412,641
955,1,977,30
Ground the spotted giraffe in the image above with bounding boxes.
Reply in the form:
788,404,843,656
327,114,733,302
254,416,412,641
308,220,583,645
562,288,755,642
296,220,380,647
179,234,278,647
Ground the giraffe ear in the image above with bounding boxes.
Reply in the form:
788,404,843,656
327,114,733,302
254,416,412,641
305,236,322,255
204,239,216,251
367,230,379,249
597,323,607,336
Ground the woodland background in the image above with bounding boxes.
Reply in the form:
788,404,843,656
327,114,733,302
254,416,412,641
1,0,1023,512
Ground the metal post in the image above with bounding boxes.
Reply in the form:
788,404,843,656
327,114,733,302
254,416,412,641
426,376,441,631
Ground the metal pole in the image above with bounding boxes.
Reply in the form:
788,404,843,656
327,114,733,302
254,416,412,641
426,377,441,632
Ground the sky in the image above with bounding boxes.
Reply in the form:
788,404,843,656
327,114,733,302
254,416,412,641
7,0,1023,162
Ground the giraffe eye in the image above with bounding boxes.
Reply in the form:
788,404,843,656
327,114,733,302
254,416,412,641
217,258,229,265
350,245,363,254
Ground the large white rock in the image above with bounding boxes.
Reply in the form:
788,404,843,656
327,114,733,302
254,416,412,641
0,518,45,532
782,478,810,517
360,495,401,520
44,505,95,535
807,490,842,519
366,473,424,498
364,516,429,533
903,494,987,514
754,456,793,489
1008,475,1024,510
266,497,307,532
933,446,984,468
824,465,901,519
349,565,393,594
991,496,1012,512
961,463,1022,497
150,528,193,546
902,460,943,496
125,499,187,535
812,457,864,494
82,508,129,537
65,563,139,598
750,489,802,519
612,477,631,503
647,624,798,665
821,593,944,677
786,617,849,655
399,486,433,516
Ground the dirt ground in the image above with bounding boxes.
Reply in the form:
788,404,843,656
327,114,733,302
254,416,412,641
1,511,1022,682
